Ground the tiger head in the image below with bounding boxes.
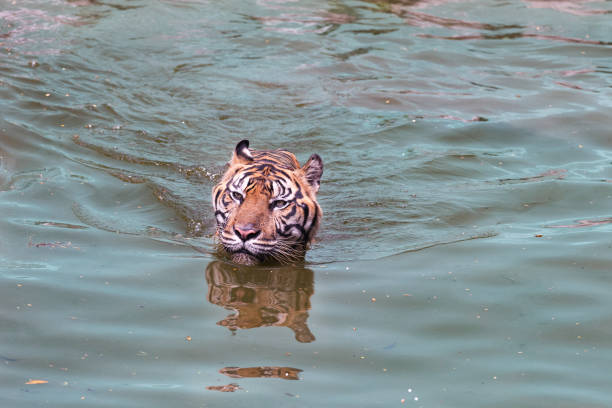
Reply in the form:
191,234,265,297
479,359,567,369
212,140,323,265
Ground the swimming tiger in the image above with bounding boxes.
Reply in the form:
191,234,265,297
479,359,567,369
212,140,323,265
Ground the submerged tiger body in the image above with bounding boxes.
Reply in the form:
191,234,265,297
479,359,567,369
212,140,323,265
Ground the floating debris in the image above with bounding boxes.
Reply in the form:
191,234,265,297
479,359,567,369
206,383,240,392
25,380,48,385
29,240,78,249
220,366,302,380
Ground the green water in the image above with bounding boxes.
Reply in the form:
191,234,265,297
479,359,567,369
1,0,612,406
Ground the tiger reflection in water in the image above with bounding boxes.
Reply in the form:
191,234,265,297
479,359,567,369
205,260,315,343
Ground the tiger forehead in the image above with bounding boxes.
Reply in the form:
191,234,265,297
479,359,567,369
250,149,300,170
232,171,296,196
230,158,297,186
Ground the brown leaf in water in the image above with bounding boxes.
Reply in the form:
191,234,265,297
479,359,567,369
220,366,302,380
25,380,48,385
206,383,240,392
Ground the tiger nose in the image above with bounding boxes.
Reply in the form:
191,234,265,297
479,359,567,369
234,224,261,242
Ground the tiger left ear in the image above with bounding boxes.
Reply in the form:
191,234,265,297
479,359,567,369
302,154,323,193
231,139,253,165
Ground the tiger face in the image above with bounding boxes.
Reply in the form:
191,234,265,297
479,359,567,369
212,140,323,265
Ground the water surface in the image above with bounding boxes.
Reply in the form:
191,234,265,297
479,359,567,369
1,0,612,407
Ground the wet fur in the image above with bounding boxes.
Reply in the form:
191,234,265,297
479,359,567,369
212,140,323,265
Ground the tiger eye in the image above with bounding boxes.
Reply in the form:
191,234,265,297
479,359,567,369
272,200,288,209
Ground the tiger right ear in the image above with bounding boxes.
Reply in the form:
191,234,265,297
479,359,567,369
302,153,323,193
231,139,253,165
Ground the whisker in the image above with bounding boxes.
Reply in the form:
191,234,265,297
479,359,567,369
266,241,303,264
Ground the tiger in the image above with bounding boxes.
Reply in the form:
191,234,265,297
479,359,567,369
212,140,323,265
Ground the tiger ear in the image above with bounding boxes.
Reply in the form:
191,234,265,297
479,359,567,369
231,139,253,165
302,154,323,193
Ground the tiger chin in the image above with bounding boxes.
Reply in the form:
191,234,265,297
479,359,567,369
212,140,323,265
